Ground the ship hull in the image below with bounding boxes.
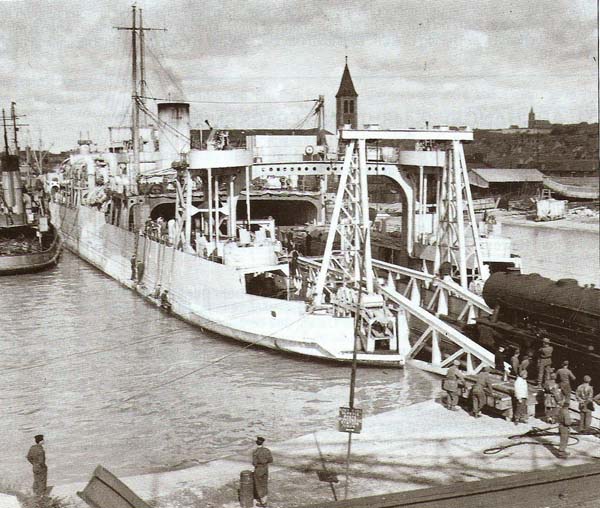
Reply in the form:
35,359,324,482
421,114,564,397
50,202,404,367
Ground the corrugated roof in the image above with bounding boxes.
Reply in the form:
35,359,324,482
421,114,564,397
469,167,544,183
336,64,358,98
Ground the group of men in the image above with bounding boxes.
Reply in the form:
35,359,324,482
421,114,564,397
444,337,599,458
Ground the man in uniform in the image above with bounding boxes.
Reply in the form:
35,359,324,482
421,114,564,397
576,375,594,433
495,346,508,381
471,367,495,418
26,434,47,497
510,348,520,378
444,359,465,411
519,354,532,378
557,400,572,458
513,371,529,424
537,338,554,386
252,436,273,507
556,360,576,398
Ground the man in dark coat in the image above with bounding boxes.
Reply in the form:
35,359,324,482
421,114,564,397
471,367,495,418
510,348,520,377
26,434,47,497
536,338,554,386
557,400,572,458
556,360,576,398
444,360,465,411
252,436,273,507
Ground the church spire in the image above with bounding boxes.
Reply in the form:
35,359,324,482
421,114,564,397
336,59,358,130
336,61,358,98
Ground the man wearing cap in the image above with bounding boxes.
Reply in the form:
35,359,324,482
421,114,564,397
537,338,554,386
26,434,47,497
513,371,529,424
510,348,520,378
471,367,495,418
252,436,273,507
557,399,572,458
495,346,508,381
576,375,594,433
556,361,576,398
444,360,465,411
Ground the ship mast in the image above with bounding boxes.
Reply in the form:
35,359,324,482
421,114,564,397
115,7,166,192
2,109,9,155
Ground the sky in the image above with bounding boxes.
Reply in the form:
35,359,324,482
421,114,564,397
0,0,597,152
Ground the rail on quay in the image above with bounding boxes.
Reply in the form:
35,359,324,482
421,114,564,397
298,462,600,508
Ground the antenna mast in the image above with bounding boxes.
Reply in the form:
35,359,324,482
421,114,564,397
2,109,9,155
115,7,166,191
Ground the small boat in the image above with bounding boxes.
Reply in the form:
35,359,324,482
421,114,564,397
0,223,61,275
0,105,61,275
543,176,599,200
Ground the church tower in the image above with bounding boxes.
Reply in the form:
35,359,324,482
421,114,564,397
528,107,535,129
336,58,358,130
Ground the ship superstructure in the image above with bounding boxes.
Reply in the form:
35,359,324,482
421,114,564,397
49,7,502,375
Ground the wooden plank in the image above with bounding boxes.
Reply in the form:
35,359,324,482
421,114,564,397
299,462,600,507
77,465,151,508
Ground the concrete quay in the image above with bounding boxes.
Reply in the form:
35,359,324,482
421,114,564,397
53,399,600,508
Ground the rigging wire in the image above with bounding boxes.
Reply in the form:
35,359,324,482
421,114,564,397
0,328,189,375
140,95,318,105
118,314,307,404
0,316,168,354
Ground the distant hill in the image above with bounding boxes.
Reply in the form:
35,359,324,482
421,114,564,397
465,123,599,177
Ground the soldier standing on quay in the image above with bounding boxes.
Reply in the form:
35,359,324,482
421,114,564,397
576,375,594,433
26,434,48,497
537,338,554,386
510,348,520,377
252,436,273,507
557,400,572,458
444,359,465,411
556,360,576,398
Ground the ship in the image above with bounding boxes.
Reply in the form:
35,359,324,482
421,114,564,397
1,104,61,275
49,7,504,375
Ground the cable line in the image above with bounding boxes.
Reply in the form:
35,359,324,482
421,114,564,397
140,95,318,105
119,314,306,404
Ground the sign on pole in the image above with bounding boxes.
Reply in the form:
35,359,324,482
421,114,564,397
338,406,362,433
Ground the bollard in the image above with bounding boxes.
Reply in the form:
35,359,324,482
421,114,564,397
239,470,254,508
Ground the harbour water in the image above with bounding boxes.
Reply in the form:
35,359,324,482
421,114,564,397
0,251,437,488
502,222,599,286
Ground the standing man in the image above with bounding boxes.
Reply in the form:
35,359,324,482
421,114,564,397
26,434,47,497
252,436,273,507
471,367,494,418
556,360,576,398
444,360,465,411
519,354,532,378
495,346,508,381
510,348,520,378
557,400,572,458
514,371,529,424
576,375,594,433
537,338,554,386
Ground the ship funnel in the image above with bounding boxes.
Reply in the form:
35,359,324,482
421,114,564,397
157,102,190,170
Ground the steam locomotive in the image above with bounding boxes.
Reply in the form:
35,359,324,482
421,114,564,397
474,272,600,384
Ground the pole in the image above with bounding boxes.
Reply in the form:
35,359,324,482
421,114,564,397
131,5,140,190
245,166,251,228
139,8,147,126
345,233,366,500
207,168,213,243
2,109,9,154
11,102,18,154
